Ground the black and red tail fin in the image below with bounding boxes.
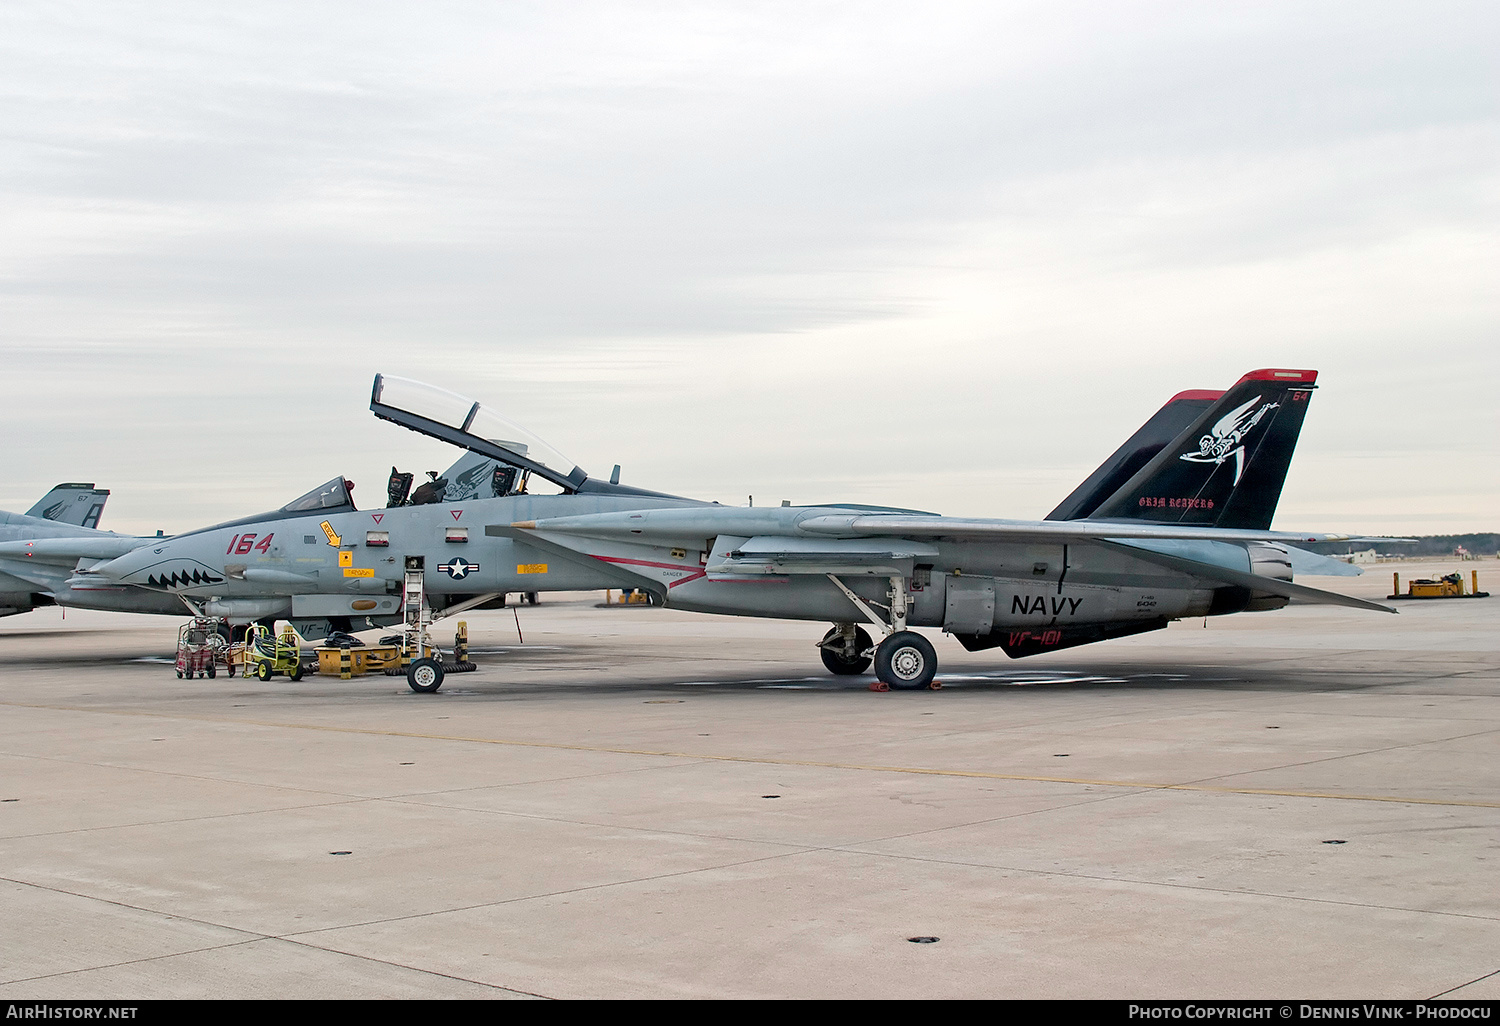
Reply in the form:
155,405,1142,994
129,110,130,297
1085,369,1317,530
1047,388,1223,521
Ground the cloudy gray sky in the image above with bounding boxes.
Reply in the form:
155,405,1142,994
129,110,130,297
2,1,1495,536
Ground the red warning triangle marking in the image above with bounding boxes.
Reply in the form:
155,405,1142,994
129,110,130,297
451,509,463,520
371,513,384,523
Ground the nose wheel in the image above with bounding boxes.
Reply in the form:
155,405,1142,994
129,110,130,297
406,658,445,693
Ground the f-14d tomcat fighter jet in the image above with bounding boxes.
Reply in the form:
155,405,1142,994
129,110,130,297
83,369,1391,690
0,484,190,619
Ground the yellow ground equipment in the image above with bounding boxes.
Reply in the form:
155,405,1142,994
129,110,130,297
314,644,404,678
243,623,306,680
605,588,653,605
1389,571,1489,600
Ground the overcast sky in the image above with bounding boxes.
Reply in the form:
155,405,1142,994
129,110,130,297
2,1,1495,536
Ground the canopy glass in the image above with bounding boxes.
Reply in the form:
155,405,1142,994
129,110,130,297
281,476,354,513
371,375,582,483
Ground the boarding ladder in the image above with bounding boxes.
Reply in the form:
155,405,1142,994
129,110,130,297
401,557,431,670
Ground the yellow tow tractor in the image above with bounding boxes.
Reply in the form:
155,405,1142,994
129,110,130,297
242,623,306,681
1389,571,1490,600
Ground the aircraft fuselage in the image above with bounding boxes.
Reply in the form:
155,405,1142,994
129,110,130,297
93,492,1278,652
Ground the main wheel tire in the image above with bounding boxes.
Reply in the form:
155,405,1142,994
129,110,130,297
255,661,272,682
819,625,873,675
407,658,444,693
874,631,938,690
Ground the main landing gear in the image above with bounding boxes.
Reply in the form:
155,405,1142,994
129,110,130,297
822,575,940,691
873,631,937,690
818,625,872,675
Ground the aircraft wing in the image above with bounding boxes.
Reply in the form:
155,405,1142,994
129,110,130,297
515,508,1359,547
792,514,1353,545
0,536,150,562
510,508,1389,611
706,537,941,577
483,525,674,593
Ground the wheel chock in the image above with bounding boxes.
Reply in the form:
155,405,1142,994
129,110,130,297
868,680,890,692
928,680,943,690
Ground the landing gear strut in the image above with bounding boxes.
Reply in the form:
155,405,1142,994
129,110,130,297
824,574,941,690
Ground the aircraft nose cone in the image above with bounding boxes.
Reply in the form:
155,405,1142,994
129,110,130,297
89,554,134,580
92,544,169,582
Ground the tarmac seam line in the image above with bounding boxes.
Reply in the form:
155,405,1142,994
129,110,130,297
0,873,551,998
280,845,826,940
1429,966,1500,1000
4,700,1499,809
815,847,1500,925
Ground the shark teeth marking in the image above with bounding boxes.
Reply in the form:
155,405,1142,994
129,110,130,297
145,568,224,590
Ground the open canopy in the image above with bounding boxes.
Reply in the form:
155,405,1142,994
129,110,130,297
371,375,585,491
370,374,692,500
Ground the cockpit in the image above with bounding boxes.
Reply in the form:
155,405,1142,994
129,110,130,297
280,477,357,513
173,475,359,538
386,453,531,508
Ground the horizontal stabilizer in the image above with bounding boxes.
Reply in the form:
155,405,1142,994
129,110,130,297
1283,545,1363,577
1101,540,1396,613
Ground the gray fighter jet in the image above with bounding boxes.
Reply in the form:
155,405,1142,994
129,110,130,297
0,484,189,618
71,369,1388,690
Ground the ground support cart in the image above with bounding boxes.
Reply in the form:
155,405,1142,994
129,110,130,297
242,623,305,681
175,617,229,679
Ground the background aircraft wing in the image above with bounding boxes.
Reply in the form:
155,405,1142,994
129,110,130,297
0,536,148,562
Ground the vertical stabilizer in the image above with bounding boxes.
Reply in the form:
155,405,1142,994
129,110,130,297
26,483,110,529
1047,389,1223,521
1086,369,1317,530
